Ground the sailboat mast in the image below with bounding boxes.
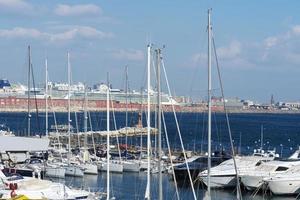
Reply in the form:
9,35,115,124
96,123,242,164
145,44,151,200
45,57,48,137
84,85,88,151
106,73,110,200
125,65,128,156
140,87,143,157
67,52,71,157
260,124,263,151
156,48,163,200
207,9,212,198
27,45,31,137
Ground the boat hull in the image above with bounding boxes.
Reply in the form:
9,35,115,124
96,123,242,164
65,165,84,177
45,167,65,179
240,175,265,190
200,175,236,188
101,162,123,173
82,163,98,175
268,178,300,195
123,161,140,172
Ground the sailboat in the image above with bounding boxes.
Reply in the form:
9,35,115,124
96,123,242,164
144,44,152,200
63,52,85,177
80,85,98,175
201,9,242,200
122,66,141,173
99,80,124,173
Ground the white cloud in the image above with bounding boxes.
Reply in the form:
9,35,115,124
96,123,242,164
0,0,33,14
0,0,31,9
0,27,45,38
0,26,113,42
49,26,113,41
54,4,101,16
191,41,241,64
111,49,144,61
264,37,278,49
191,24,300,70
217,41,241,59
292,25,300,35
191,53,206,63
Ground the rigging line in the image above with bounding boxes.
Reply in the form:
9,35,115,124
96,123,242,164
191,109,200,152
161,57,197,200
151,49,158,159
212,34,242,200
49,94,63,158
110,97,122,161
187,26,207,101
200,110,206,154
213,112,221,151
30,63,41,135
88,111,97,157
74,111,80,148
162,109,180,200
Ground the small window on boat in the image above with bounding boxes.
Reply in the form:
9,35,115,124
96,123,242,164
255,161,261,166
275,166,289,171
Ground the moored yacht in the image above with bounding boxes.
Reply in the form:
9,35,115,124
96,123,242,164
240,156,300,191
263,164,300,195
0,167,101,199
198,149,277,188
172,151,230,183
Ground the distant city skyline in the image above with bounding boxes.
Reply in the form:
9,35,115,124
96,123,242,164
1,1,300,102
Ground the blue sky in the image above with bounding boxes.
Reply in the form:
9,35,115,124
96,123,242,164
0,0,300,102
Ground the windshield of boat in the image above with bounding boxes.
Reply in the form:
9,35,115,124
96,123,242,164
275,166,289,171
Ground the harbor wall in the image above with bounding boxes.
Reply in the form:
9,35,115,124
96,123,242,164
1,96,294,113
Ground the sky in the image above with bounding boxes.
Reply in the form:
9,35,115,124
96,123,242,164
1,0,300,103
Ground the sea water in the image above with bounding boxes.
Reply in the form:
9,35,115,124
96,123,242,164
1,111,300,199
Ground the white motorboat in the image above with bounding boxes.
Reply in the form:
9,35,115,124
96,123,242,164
240,159,300,190
266,176,300,195
198,149,277,188
263,164,300,195
0,167,100,199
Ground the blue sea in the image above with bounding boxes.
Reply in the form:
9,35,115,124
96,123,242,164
1,111,300,199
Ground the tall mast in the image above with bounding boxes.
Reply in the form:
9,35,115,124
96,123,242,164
207,9,212,199
67,52,71,158
84,85,88,155
140,87,143,158
27,45,31,137
125,65,128,157
45,57,48,137
106,73,110,200
156,48,163,200
260,124,263,151
145,44,151,200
